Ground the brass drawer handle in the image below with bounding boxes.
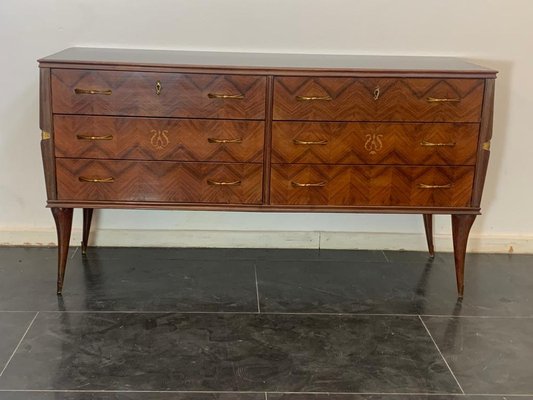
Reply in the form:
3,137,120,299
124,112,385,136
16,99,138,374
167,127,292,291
418,183,452,189
207,179,242,186
291,181,327,188
296,95,332,101
76,135,114,141
207,93,244,100
293,139,328,145
426,97,461,103
156,80,162,95
207,138,243,144
420,141,456,147
74,88,112,95
79,176,115,183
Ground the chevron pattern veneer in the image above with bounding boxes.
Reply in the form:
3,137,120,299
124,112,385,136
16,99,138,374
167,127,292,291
39,48,497,296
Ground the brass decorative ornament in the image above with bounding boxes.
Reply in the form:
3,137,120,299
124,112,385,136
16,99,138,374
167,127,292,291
364,133,383,154
150,129,170,150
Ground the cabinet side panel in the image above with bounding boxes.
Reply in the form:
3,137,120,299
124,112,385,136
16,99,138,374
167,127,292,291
471,79,495,207
40,67,57,200
262,76,274,203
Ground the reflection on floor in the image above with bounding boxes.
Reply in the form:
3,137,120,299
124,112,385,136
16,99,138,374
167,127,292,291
0,247,532,399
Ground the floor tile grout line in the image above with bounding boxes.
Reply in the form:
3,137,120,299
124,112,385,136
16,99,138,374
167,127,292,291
418,314,465,395
69,246,79,260
4,389,528,395
3,310,533,318
254,264,261,313
7,310,422,317
264,391,268,400
0,311,39,378
420,314,533,319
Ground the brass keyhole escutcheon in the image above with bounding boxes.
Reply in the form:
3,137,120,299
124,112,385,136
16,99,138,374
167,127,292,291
155,80,162,95
373,86,380,101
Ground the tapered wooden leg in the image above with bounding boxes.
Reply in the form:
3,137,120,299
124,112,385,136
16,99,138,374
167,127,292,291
82,208,94,256
51,207,73,295
451,214,476,298
422,214,435,258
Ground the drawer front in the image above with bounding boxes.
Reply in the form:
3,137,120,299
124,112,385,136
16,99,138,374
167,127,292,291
271,165,474,207
51,69,266,119
272,122,479,165
273,77,484,122
54,116,264,162
56,159,263,204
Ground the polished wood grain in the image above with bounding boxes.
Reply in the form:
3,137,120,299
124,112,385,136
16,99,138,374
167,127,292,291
39,68,57,200
452,214,477,297
471,79,495,207
39,49,497,296
52,69,266,119
39,48,497,78
262,76,275,204
56,159,263,204
274,77,484,122
272,122,479,165
51,207,73,295
271,165,475,207
54,115,264,163
39,68,53,131
423,214,435,257
81,208,93,255
47,199,479,214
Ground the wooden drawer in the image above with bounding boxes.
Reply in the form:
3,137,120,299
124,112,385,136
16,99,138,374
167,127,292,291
51,69,266,119
272,122,479,165
56,159,263,204
271,164,474,207
273,77,484,122
54,115,264,162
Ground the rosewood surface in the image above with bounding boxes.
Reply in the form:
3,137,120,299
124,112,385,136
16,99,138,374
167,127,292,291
271,122,479,165
38,47,497,295
52,69,267,119
54,116,265,162
270,165,475,207
273,77,484,122
56,159,263,204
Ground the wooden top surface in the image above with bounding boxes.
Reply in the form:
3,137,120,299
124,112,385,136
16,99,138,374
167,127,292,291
38,47,497,76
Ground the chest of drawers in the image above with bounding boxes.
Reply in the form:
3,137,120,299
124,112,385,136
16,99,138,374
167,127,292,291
38,48,497,296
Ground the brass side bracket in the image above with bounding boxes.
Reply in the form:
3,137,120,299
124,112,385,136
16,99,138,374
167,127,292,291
41,131,51,140
482,141,491,151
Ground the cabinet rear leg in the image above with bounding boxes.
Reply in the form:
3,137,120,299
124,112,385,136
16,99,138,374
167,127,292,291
51,207,73,295
451,214,476,298
423,214,435,258
82,208,94,256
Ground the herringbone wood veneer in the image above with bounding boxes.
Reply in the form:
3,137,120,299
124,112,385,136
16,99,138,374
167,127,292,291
271,164,474,207
272,122,478,165
56,159,263,204
52,69,266,119
40,49,497,296
273,77,484,122
54,115,264,162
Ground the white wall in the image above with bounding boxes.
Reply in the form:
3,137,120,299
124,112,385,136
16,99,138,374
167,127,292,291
0,0,531,251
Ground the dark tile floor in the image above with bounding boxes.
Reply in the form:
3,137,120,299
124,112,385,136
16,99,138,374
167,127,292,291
0,247,532,399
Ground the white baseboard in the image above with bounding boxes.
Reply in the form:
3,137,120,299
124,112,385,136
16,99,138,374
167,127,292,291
0,228,530,253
